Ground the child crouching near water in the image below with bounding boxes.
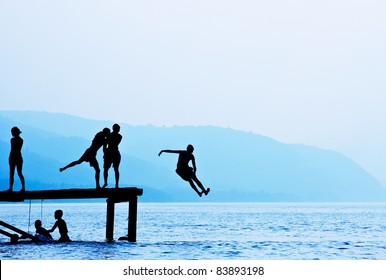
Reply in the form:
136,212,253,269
48,209,71,242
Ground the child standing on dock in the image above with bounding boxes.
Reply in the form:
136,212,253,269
48,210,71,242
102,123,122,189
8,126,25,192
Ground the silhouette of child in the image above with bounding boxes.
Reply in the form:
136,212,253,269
59,128,110,188
8,126,25,192
48,210,71,242
34,219,53,242
159,144,210,197
103,123,122,188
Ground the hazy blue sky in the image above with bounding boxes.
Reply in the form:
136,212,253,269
1,1,386,183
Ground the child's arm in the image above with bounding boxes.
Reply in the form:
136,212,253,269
158,150,181,156
48,222,58,233
191,155,197,173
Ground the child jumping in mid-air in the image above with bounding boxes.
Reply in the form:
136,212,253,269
159,144,210,197
48,209,71,242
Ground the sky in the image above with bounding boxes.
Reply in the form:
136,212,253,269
1,1,386,184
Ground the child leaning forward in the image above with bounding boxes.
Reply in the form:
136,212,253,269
48,209,71,242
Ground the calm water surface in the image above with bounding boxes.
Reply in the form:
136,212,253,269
1,202,386,260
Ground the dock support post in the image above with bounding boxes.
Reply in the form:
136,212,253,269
106,199,115,241
127,196,138,242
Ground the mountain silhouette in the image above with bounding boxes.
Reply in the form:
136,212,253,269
1,110,386,202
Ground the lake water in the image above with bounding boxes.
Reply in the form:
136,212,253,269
1,202,386,260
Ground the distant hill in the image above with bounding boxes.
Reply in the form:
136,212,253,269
1,110,386,202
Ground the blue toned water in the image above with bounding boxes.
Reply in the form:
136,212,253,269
1,202,386,260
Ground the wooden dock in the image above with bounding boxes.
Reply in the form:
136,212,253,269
0,187,143,242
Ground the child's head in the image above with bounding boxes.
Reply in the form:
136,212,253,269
187,144,194,153
102,127,111,136
54,209,63,219
11,126,21,137
34,220,42,229
112,123,120,133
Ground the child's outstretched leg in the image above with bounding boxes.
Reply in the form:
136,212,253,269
191,174,209,196
59,159,81,172
188,180,203,197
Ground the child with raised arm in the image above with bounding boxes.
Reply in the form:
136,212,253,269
48,209,71,242
159,144,210,197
